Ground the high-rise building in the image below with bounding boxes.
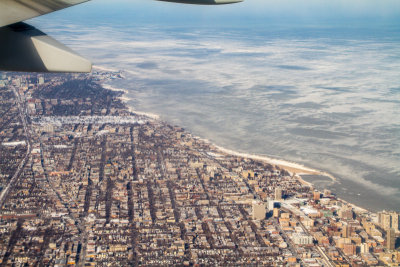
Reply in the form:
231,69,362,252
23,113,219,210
383,213,392,230
252,201,266,220
313,191,321,201
275,187,282,200
342,225,351,238
379,211,394,230
267,199,281,211
378,211,400,232
387,228,396,251
364,221,375,235
273,208,280,218
390,212,399,231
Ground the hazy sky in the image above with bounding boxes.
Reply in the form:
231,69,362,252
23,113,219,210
40,0,400,26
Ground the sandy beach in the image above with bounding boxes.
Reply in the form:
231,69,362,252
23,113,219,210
215,145,332,177
214,146,370,214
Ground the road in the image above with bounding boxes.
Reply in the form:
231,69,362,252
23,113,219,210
0,87,32,207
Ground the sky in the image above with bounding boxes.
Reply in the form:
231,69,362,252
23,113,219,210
38,0,400,27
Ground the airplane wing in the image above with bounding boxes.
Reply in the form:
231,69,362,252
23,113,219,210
0,0,90,28
0,0,242,73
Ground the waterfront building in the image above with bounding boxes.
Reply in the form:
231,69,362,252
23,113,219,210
379,211,400,231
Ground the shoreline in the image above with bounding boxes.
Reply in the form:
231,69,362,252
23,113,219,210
337,197,370,215
102,84,130,95
210,145,371,215
101,74,337,178
188,135,327,189
102,84,160,120
99,70,379,215
294,173,314,188
214,145,333,178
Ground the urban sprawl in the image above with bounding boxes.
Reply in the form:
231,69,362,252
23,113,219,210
0,71,399,266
